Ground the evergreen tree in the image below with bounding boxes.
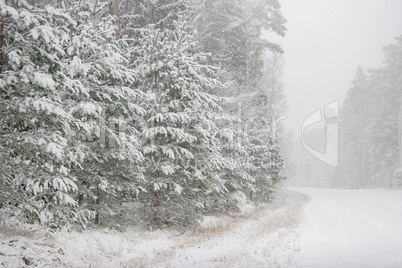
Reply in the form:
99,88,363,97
245,53,287,201
0,0,145,228
339,67,369,188
188,0,288,204
118,0,187,37
189,0,286,91
133,23,233,227
364,67,398,187
0,0,92,227
62,2,145,225
338,36,402,188
214,123,256,210
0,0,291,230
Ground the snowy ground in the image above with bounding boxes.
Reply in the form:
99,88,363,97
0,189,308,267
3,187,400,267
292,187,402,268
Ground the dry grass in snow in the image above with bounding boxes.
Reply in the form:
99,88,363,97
0,189,309,267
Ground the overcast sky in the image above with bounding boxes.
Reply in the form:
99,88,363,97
273,0,402,135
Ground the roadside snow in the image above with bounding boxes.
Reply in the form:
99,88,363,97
157,190,308,268
291,187,402,268
0,189,308,267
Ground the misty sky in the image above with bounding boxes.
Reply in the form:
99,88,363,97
274,0,402,135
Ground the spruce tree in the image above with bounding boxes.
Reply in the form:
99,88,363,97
133,22,232,227
63,2,145,225
0,1,92,227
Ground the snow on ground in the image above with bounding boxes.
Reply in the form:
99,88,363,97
0,189,308,267
156,190,308,268
291,187,402,268
2,188,401,267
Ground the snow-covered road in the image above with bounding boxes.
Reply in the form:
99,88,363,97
292,187,402,268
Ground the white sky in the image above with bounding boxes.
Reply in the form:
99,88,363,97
273,0,402,135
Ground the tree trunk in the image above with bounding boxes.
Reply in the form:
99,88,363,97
0,16,5,74
153,189,160,228
95,186,101,224
114,0,120,40
91,0,99,30
399,88,402,167
357,113,367,187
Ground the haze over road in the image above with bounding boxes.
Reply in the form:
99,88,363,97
292,188,402,268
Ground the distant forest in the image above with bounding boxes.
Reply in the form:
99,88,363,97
288,36,402,189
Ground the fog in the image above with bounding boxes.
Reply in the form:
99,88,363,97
280,0,402,134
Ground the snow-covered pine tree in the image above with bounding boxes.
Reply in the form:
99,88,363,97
116,0,187,38
242,106,285,202
338,67,369,188
133,22,231,228
187,0,288,207
384,36,402,187
0,0,145,228
338,36,402,188
63,2,145,225
247,53,286,201
189,0,286,92
365,37,401,187
363,68,398,187
0,0,92,228
250,136,285,202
